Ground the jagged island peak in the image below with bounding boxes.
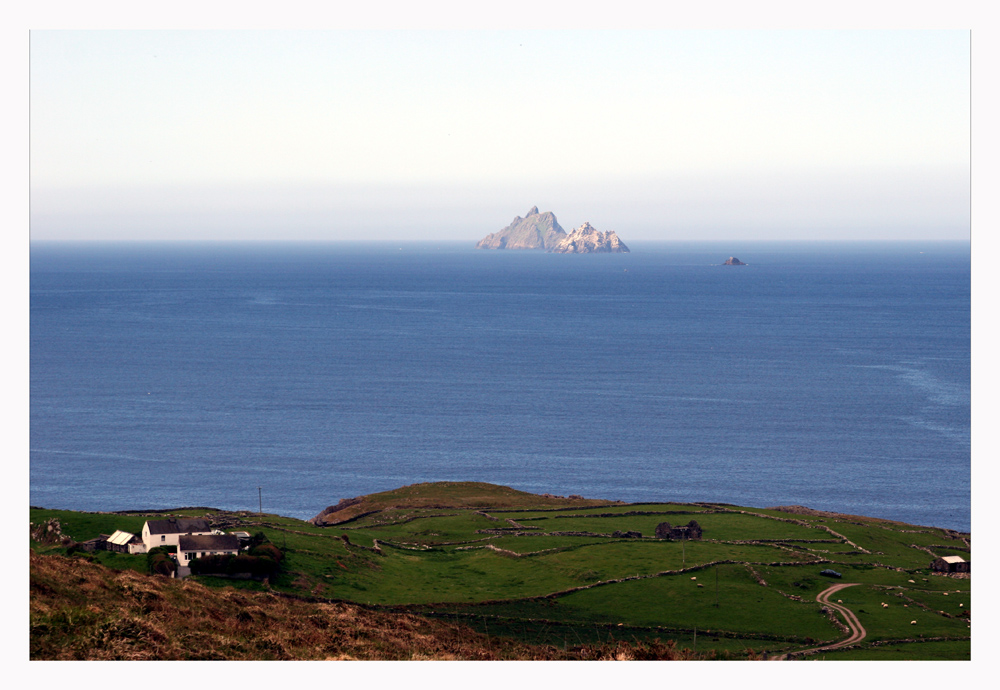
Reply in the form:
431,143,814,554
475,206,566,250
549,221,630,254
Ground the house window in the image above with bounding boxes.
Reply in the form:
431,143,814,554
160,535,165,542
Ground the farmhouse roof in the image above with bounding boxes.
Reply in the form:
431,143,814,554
107,530,135,546
940,555,966,564
178,534,240,552
145,518,211,535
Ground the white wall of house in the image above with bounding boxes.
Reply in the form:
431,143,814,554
178,548,239,566
142,522,212,551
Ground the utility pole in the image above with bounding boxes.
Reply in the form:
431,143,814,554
258,487,262,515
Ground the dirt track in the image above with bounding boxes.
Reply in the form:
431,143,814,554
772,582,865,660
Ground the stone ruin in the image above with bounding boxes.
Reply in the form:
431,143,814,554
655,520,702,541
612,530,642,539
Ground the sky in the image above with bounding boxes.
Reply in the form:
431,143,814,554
29,29,970,241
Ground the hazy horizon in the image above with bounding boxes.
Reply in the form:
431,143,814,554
30,30,970,242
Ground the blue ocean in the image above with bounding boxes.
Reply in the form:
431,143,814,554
29,241,971,531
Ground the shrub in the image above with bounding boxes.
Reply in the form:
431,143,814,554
226,554,280,577
65,544,95,562
250,543,283,562
148,553,176,577
148,545,177,555
190,554,233,575
147,546,178,576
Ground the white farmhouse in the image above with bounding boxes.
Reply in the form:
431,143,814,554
177,534,241,567
142,517,212,551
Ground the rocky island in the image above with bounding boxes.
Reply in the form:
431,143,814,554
475,206,566,250
723,257,746,265
476,208,629,253
550,222,629,254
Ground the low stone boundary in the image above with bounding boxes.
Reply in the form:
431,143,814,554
406,609,816,646
336,512,458,530
743,563,768,587
867,635,970,647
374,539,429,552
817,605,851,635
525,558,833,602
789,635,970,659
927,544,971,553
476,529,604,537
337,534,382,555
703,506,875,554
722,538,843,544
813,526,872,554
521,510,718,521
454,543,567,558
704,505,814,528
909,543,938,558
892,591,963,620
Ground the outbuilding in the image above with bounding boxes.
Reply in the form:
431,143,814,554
931,555,970,573
230,531,252,546
106,530,146,554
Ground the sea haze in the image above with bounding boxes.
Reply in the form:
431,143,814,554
29,241,970,531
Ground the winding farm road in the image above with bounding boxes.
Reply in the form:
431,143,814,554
772,583,866,660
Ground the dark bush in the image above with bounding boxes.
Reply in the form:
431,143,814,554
226,554,280,577
147,545,178,576
65,544,96,562
190,554,233,575
250,543,283,562
148,553,176,577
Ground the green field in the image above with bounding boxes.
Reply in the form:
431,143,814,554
29,481,971,660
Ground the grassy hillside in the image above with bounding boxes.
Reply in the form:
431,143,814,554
30,552,705,660
30,482,972,660
309,481,619,525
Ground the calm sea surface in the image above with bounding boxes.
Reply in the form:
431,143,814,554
30,241,970,531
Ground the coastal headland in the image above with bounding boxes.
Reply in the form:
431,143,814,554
30,481,971,660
